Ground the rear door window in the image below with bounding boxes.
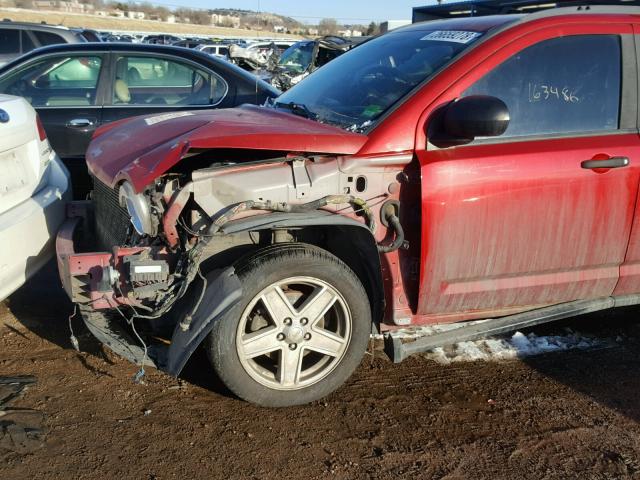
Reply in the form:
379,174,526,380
463,35,621,138
21,31,35,53
0,55,103,106
112,55,227,106
0,29,20,54
33,30,66,46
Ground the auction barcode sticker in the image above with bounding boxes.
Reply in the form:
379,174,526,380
421,31,481,44
144,111,194,126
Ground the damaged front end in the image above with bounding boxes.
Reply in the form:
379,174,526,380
55,107,411,377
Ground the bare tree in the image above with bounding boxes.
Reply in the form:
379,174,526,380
318,18,338,35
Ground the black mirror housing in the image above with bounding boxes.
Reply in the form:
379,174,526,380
443,95,510,141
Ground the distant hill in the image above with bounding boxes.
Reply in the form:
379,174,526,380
210,8,304,30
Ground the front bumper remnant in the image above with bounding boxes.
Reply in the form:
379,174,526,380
56,201,244,377
55,201,151,310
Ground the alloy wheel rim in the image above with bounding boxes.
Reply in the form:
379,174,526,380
236,276,352,391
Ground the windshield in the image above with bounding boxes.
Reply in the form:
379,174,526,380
275,29,484,131
278,41,314,73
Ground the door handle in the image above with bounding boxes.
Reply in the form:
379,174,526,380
581,157,629,169
66,118,95,128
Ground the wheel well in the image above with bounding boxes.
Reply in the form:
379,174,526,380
294,225,384,332
197,224,385,332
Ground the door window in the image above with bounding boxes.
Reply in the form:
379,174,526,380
112,55,227,106
33,30,66,46
21,31,35,53
0,29,19,55
463,35,621,138
0,55,103,106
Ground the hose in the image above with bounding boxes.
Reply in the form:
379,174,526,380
251,195,376,232
377,213,405,253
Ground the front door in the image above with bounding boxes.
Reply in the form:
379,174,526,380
416,27,640,318
0,52,107,198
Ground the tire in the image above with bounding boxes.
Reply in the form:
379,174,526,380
207,243,371,407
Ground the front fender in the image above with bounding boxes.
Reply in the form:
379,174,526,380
163,267,242,376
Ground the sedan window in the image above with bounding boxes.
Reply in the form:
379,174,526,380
0,55,103,106
21,31,35,53
112,55,227,106
0,29,20,55
33,30,66,46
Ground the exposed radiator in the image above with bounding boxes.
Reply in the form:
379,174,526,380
92,177,130,250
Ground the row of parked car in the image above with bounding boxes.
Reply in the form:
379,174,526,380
0,20,363,89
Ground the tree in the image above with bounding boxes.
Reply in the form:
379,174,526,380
318,18,338,35
366,21,378,35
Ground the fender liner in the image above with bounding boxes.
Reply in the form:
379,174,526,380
163,267,242,376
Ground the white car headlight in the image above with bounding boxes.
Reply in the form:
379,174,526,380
119,181,154,235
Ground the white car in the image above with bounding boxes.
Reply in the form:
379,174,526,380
0,95,71,300
228,41,296,70
196,44,231,60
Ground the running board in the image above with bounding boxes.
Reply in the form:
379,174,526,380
385,294,640,363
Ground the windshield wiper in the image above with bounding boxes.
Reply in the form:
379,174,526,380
274,101,318,121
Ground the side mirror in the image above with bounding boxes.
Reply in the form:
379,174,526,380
442,95,510,142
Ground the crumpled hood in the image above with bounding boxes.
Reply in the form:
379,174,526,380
87,105,368,192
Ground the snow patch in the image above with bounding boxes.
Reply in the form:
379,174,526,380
379,327,618,364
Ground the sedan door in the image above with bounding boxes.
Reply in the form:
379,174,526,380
101,53,229,125
0,52,107,196
416,26,640,320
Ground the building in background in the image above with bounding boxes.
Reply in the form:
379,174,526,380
32,0,94,14
211,13,241,28
338,29,363,37
126,11,146,20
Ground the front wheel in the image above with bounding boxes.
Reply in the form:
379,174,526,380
207,244,371,407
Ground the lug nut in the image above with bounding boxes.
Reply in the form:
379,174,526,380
304,333,311,341
284,318,292,326
300,318,308,326
289,343,297,350
277,333,285,341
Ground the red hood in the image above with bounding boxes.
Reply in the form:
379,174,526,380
87,105,368,192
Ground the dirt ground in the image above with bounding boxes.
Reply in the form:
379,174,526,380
2,263,640,480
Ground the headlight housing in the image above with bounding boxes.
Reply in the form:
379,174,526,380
119,181,155,236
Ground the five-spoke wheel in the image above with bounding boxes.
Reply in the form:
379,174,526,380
237,277,351,390
207,244,371,407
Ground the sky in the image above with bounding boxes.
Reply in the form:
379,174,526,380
140,0,437,24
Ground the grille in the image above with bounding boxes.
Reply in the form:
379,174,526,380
93,177,131,250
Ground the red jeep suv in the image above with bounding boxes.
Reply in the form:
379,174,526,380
56,6,640,406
